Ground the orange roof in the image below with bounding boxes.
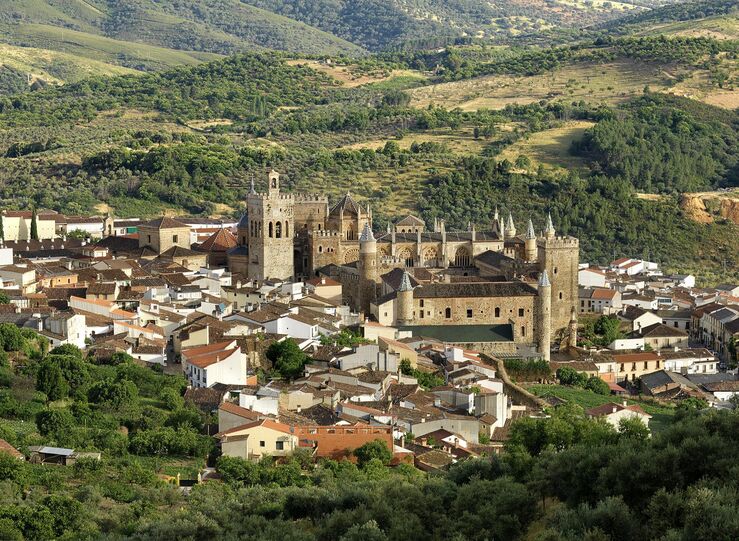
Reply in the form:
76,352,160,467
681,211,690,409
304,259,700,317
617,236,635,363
587,402,651,418
591,288,617,300
612,352,660,362
187,347,240,369
197,228,237,252
72,295,114,308
182,340,237,357
306,276,341,287
219,401,261,421
216,419,293,438
0,439,22,459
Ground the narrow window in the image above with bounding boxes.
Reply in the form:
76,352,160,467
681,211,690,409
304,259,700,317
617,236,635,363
467,309,473,318
518,308,524,317
445,307,451,318
495,307,500,318
269,222,273,237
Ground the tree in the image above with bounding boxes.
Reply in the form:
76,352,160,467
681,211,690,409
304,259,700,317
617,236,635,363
49,344,83,360
584,376,611,395
353,440,392,467
618,417,650,441
0,324,25,352
595,315,622,345
30,207,38,240
266,339,308,381
557,366,587,386
0,292,8,305
87,379,138,409
36,361,68,401
35,409,74,436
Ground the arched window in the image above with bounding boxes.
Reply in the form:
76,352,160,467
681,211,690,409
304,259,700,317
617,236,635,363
454,246,470,267
268,222,274,238
275,222,282,239
318,246,323,253
422,247,438,267
445,307,452,319
495,307,500,318
397,248,413,268
347,227,354,240
559,292,563,300
284,221,289,238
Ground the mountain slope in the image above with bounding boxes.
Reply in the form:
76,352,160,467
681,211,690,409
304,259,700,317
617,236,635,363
0,0,364,67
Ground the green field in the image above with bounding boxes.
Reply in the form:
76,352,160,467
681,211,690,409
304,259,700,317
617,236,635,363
526,384,677,432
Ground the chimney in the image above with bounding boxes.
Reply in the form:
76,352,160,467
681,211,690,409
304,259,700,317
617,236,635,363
612,405,617,413
622,400,628,407
297,405,302,413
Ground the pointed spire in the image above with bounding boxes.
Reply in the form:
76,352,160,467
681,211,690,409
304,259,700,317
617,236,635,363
250,175,256,195
526,218,535,239
494,207,499,222
545,212,555,237
398,270,414,292
538,269,551,288
507,211,515,231
359,222,375,242
386,222,391,234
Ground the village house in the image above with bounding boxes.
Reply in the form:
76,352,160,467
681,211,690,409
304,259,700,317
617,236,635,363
586,401,651,429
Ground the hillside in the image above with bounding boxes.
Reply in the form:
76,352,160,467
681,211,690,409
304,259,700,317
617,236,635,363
0,0,363,76
0,48,737,281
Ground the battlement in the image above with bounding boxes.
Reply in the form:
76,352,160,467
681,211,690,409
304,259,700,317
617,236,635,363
295,194,329,203
312,229,341,238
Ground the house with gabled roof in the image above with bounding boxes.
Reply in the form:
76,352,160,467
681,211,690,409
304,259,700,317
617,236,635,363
586,401,651,429
181,340,247,388
216,419,298,460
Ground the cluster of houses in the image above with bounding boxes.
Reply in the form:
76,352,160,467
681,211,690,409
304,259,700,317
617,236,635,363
0,207,737,469
568,257,739,406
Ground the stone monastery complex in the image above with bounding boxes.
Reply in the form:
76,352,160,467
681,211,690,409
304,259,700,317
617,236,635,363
226,171,579,360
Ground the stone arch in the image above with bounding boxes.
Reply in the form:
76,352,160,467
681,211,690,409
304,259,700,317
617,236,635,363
397,247,414,267
422,247,438,267
454,246,470,267
343,248,359,264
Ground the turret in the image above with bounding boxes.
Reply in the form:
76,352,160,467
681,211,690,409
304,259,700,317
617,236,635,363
471,222,476,242
525,218,537,262
567,306,578,349
505,211,516,239
358,222,378,315
536,270,552,362
397,270,414,325
268,170,280,195
544,212,555,239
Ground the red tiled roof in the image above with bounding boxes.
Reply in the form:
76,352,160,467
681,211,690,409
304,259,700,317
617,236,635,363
197,228,237,252
216,419,293,437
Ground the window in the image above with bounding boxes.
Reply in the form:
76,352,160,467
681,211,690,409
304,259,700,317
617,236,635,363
467,309,473,318
631,363,636,370
643,361,648,369
518,308,524,317
275,441,284,450
268,222,273,237
419,310,424,319
318,246,323,253
559,292,563,300
147,235,152,244
445,307,451,318
419,300,424,308
259,441,265,447
521,326,526,337
173,234,178,243
275,221,282,238
554,267,558,275
495,307,500,318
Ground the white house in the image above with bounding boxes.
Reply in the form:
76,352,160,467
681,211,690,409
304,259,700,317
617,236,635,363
586,401,651,430
181,340,247,388
608,337,646,351
239,391,279,416
579,267,607,288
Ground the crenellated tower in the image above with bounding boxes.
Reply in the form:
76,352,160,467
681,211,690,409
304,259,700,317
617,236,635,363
246,170,294,281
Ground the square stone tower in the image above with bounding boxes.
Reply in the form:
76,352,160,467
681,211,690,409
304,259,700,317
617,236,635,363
538,214,579,339
246,171,295,281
